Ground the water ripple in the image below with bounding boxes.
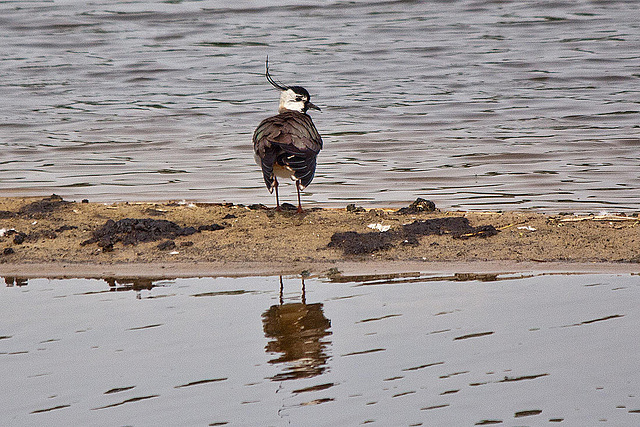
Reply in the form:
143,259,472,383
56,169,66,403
1,0,638,212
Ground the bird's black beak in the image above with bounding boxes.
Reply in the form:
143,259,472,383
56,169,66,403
306,101,321,112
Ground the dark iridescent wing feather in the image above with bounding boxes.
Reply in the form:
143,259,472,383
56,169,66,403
253,111,322,190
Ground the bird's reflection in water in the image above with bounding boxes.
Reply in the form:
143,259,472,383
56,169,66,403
262,276,332,381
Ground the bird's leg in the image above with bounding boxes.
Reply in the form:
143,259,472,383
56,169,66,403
296,180,303,213
274,178,281,211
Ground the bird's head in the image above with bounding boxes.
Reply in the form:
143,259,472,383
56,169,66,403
265,57,321,114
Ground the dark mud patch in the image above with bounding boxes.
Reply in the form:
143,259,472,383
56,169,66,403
55,225,78,233
1,229,59,257
403,217,498,240
396,198,437,214
328,230,395,255
12,231,27,244
328,217,499,255
17,194,71,218
1,229,28,245
198,224,225,231
346,203,366,213
157,240,177,251
81,218,223,250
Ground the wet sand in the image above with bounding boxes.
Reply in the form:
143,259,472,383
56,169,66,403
1,196,638,278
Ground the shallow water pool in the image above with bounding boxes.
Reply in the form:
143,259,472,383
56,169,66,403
2,273,639,426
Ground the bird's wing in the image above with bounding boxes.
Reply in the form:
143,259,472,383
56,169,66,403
253,111,323,189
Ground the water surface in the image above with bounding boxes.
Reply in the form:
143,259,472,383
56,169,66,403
2,273,640,425
1,0,639,212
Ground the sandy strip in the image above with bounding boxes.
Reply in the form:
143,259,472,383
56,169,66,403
1,196,638,278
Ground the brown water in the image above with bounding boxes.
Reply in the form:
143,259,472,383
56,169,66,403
2,273,640,425
1,1,639,212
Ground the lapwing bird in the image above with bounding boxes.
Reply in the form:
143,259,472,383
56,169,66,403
253,57,322,213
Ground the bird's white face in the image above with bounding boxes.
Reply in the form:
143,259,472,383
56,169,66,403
278,88,308,113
